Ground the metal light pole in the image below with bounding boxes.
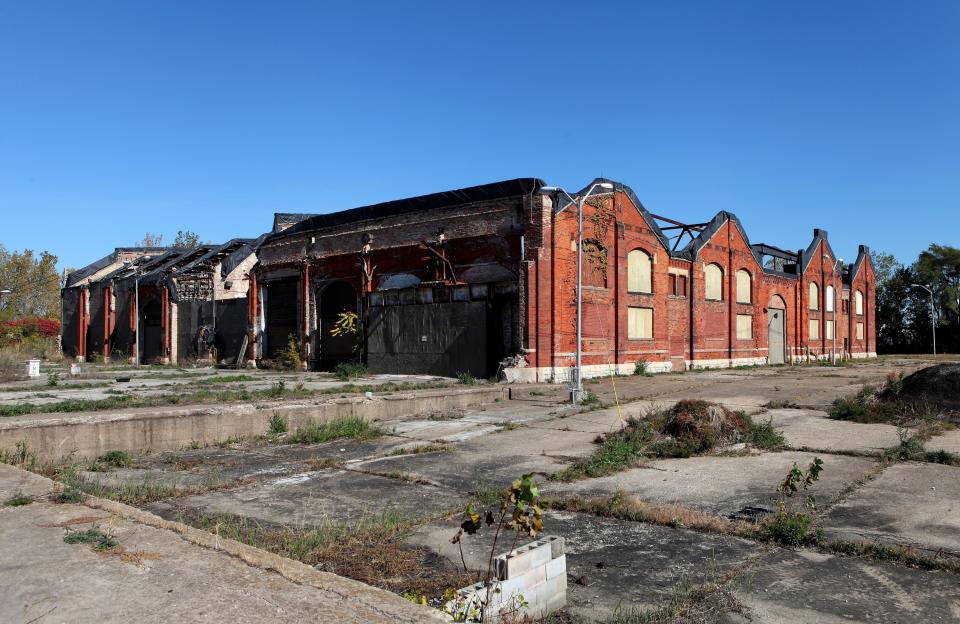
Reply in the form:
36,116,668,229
910,283,936,358
541,181,614,404
823,255,843,364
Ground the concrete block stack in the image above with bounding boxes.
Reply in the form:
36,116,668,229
449,535,566,622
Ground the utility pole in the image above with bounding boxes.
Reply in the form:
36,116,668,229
910,283,936,358
541,181,614,404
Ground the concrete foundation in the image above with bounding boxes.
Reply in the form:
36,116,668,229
0,386,505,462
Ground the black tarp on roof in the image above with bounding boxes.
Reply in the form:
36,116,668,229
268,178,545,241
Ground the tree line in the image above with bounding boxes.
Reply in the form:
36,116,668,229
876,244,960,354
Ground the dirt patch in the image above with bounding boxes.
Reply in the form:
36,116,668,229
887,364,960,411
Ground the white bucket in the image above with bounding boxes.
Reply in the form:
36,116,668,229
25,360,41,378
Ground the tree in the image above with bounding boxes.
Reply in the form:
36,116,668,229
173,229,201,249
0,245,62,320
874,244,960,354
135,232,164,247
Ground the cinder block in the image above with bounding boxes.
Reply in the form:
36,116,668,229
501,540,552,579
492,564,546,603
545,535,565,558
545,554,566,580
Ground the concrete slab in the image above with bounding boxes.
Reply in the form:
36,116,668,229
148,468,463,527
0,464,444,624
549,451,879,517
405,509,762,621
926,428,960,455
821,462,960,555
764,408,900,453
732,547,960,623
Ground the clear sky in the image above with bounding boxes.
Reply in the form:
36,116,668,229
1,1,957,272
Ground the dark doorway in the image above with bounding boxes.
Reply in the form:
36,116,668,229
142,299,163,363
318,281,359,370
266,279,298,359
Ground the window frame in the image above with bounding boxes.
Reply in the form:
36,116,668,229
809,282,819,310
704,263,723,301
826,285,834,312
735,269,752,304
627,306,654,340
736,314,753,340
627,249,653,294
809,318,820,340
855,290,864,316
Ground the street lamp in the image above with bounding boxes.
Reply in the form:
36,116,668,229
823,255,843,364
910,283,936,358
541,181,615,404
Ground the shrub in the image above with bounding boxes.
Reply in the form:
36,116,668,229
633,360,651,377
269,412,289,435
456,371,476,385
742,414,786,450
334,362,367,381
277,335,301,371
98,450,132,468
765,509,815,547
47,371,59,386
763,457,824,547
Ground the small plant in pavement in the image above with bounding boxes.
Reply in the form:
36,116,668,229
764,457,824,547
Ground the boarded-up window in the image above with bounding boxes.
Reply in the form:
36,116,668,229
704,264,723,301
809,282,819,310
583,240,607,288
825,320,834,339
736,314,752,340
736,270,752,303
809,319,820,340
826,285,834,312
855,290,864,315
628,307,653,339
856,322,864,339
627,250,652,293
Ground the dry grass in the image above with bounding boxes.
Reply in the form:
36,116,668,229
548,490,755,539
178,507,472,602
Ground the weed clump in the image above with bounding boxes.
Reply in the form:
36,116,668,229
551,401,774,481
268,412,289,435
97,450,132,468
456,371,476,385
63,526,118,551
4,492,33,506
334,362,367,382
287,417,382,444
633,360,652,377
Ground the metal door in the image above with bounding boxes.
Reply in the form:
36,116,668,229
767,309,785,365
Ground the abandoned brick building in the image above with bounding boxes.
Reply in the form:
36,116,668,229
62,239,259,365
62,177,876,378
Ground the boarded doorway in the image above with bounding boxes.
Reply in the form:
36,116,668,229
767,295,786,365
265,279,298,359
318,281,359,370
366,300,487,377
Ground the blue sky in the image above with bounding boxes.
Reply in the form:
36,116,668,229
1,1,957,271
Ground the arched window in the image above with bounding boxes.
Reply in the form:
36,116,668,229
582,240,607,288
809,282,819,310
736,269,752,304
855,290,864,315
704,264,723,301
627,249,652,293
826,285,834,312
